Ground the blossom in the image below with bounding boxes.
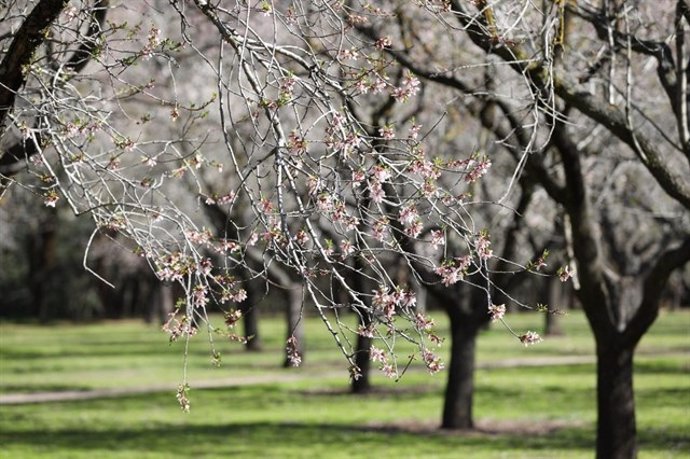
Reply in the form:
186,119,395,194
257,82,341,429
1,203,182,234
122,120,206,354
408,123,422,140
379,364,395,378
43,191,59,208
340,239,355,257
192,284,209,308
475,232,493,260
370,345,387,363
488,303,506,322
176,384,191,413
434,256,472,286
464,157,492,183
429,230,445,249
558,265,574,282
196,258,213,276
422,349,444,374
357,324,374,338
375,36,392,49
287,131,307,155
224,309,243,327
415,313,435,331
378,125,395,140
286,336,302,367
519,331,543,346
392,71,421,102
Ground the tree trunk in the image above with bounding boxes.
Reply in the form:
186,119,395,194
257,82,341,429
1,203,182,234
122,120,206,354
441,314,480,429
30,219,57,323
351,310,372,393
543,277,564,336
240,278,262,351
242,304,262,351
283,285,305,367
595,342,637,459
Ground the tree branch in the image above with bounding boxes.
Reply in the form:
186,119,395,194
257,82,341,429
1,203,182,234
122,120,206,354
624,236,690,347
0,0,68,133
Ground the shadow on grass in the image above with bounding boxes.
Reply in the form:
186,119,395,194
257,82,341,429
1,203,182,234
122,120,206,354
0,420,597,455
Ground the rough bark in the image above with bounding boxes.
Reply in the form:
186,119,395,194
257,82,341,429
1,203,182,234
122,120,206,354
596,342,637,459
441,311,480,429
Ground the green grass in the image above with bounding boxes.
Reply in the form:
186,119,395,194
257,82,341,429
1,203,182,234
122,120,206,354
1,310,689,458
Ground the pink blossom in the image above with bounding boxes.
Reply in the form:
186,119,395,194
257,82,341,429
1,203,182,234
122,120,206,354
519,331,543,346
370,345,387,363
422,349,444,374
357,324,374,338
378,125,395,140
192,284,209,308
381,363,396,378
196,258,213,276
558,265,574,282
392,72,421,102
415,313,435,331
352,170,366,188
375,36,392,49
488,303,506,322
43,191,59,208
340,239,355,256
295,230,310,246
429,230,445,249
465,158,492,183
369,180,385,204
286,336,302,367
287,131,307,155
372,165,391,182
408,123,422,140
475,233,493,260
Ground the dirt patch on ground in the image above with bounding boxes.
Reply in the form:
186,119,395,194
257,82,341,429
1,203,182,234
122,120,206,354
363,418,585,436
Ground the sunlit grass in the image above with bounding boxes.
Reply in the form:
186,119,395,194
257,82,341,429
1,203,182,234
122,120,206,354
0,310,688,458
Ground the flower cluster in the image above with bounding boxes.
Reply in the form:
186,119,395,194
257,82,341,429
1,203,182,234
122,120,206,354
286,336,302,367
162,312,197,342
370,345,396,378
519,331,543,346
372,286,416,321
392,71,421,102
399,205,423,238
434,255,472,286
488,303,506,322
475,232,493,260
558,265,574,282
422,349,444,374
156,252,194,282
176,384,191,413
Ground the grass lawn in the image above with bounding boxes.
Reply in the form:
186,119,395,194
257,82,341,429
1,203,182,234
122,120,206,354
0,310,688,458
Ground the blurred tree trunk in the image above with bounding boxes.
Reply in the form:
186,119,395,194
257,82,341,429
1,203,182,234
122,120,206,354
543,277,564,336
284,284,305,367
28,213,57,322
239,276,262,351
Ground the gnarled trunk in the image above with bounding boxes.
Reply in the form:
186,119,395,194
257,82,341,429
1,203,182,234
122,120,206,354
441,314,480,429
595,342,637,459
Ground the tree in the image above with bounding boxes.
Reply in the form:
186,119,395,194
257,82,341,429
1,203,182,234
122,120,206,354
355,1,690,457
1,0,539,409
